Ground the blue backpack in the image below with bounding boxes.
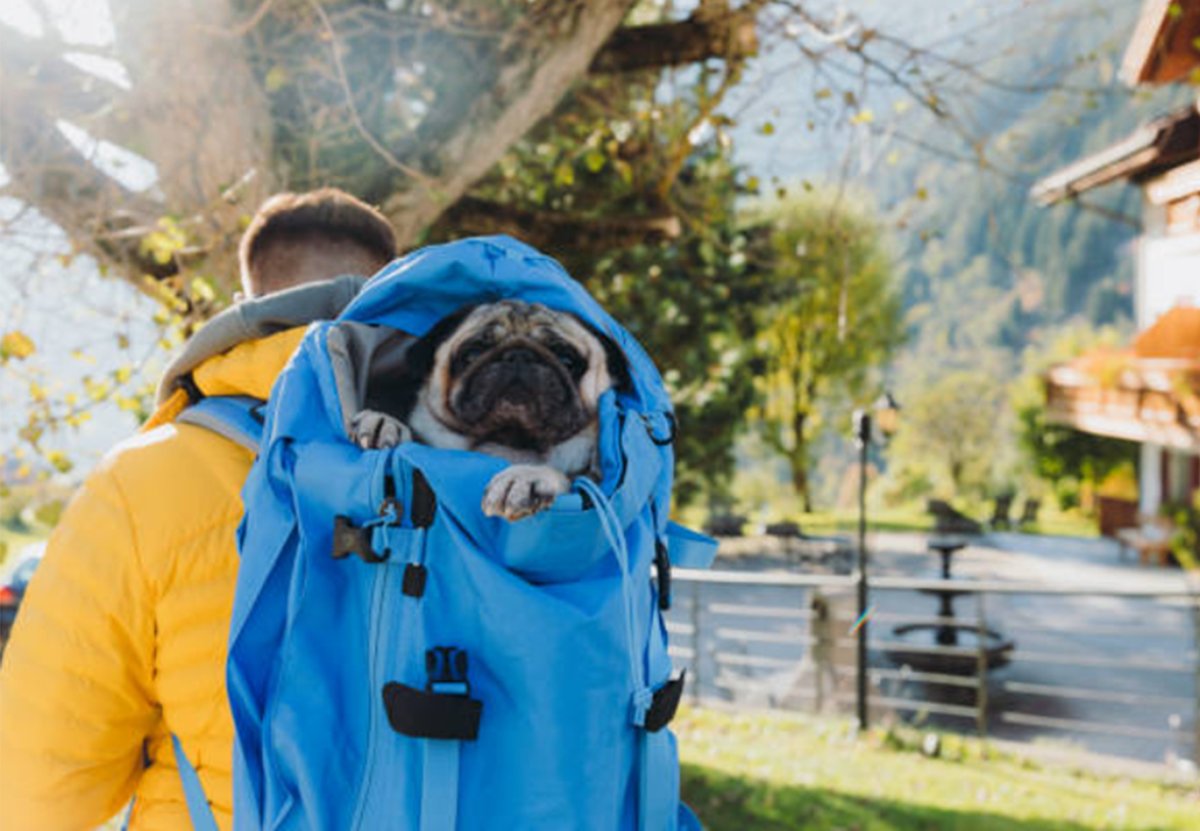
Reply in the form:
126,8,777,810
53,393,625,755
176,236,715,830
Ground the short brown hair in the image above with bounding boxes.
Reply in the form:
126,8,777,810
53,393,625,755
239,188,397,296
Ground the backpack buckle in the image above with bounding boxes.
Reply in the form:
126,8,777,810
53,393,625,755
381,646,482,741
426,646,470,696
331,516,389,564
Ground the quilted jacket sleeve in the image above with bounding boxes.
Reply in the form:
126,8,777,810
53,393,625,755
0,464,159,830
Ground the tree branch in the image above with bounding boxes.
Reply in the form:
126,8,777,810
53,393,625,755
382,0,638,247
590,5,759,74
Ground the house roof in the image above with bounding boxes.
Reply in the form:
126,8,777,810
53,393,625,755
1133,304,1200,358
1030,103,1200,205
1121,0,1200,85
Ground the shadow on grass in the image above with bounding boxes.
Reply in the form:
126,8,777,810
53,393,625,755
682,763,1108,831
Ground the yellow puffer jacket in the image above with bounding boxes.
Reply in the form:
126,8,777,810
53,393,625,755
0,325,312,830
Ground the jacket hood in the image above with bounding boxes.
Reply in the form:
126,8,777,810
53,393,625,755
156,274,366,405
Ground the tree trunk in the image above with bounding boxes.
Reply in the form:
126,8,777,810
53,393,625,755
789,410,813,513
381,0,637,248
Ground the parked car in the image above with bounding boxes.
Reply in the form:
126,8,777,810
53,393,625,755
0,554,41,663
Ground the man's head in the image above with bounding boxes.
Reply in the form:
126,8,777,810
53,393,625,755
238,188,397,297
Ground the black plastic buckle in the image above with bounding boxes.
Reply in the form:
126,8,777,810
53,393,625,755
331,516,389,564
379,646,482,741
654,539,672,611
426,646,470,694
644,671,686,733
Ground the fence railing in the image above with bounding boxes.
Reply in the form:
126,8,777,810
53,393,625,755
666,568,1200,768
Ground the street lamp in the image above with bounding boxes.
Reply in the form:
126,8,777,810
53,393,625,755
852,391,900,731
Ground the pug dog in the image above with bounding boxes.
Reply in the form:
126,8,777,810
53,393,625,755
350,300,630,521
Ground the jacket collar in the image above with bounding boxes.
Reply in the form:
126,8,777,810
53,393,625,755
156,274,366,405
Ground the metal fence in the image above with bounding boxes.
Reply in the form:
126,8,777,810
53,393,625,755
666,569,1200,768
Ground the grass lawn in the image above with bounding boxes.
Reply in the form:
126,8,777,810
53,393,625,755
678,707,1198,830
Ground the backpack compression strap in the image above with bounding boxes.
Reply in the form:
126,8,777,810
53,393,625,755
172,734,219,831
175,395,265,453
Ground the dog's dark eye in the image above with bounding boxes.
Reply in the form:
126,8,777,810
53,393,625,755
550,343,585,378
452,338,492,375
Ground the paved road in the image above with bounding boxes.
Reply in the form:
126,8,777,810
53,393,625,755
667,532,1198,768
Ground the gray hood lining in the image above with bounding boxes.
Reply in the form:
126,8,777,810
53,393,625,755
156,274,367,404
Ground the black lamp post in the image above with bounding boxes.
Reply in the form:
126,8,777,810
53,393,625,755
852,391,900,731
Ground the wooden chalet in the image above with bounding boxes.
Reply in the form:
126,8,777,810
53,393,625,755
1033,0,1200,523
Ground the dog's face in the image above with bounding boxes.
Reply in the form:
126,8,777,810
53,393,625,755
400,300,629,463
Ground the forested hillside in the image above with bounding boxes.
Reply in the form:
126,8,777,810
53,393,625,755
882,5,1189,385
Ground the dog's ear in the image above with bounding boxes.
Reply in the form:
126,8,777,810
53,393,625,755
581,319,632,393
403,303,478,381
368,304,477,419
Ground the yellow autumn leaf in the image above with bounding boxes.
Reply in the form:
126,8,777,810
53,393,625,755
45,451,73,474
1,331,36,360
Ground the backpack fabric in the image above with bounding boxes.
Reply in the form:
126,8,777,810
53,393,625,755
217,236,715,830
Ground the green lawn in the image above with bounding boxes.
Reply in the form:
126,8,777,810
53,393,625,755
678,707,1198,830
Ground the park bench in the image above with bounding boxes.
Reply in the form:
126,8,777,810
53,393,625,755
1016,497,1041,530
989,494,1014,530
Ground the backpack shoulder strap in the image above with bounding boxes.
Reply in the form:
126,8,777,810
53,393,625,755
172,733,219,831
176,395,265,454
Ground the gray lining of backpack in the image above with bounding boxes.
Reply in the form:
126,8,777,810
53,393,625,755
325,322,414,437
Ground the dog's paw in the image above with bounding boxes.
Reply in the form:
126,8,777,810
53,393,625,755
482,465,570,521
350,410,413,449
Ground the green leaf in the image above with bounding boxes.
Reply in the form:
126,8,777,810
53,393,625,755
553,162,575,187
614,160,634,186
583,149,606,173
33,499,65,528
264,66,289,92
190,276,217,303
45,451,73,474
